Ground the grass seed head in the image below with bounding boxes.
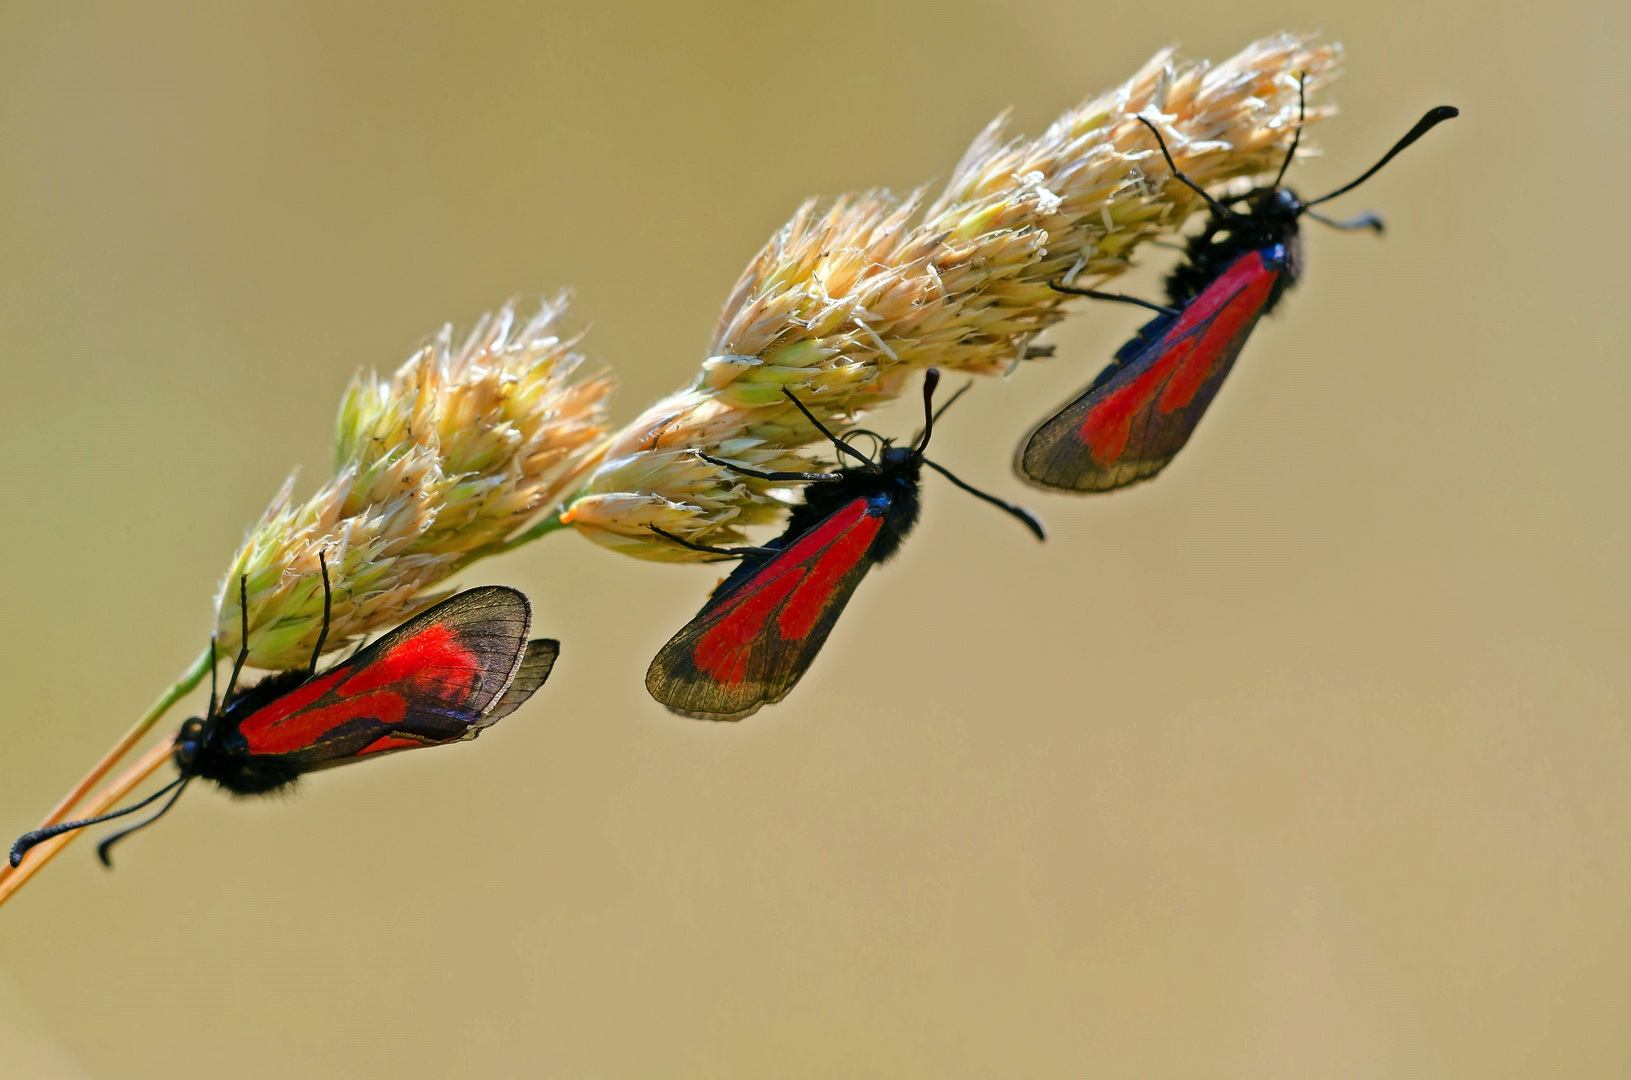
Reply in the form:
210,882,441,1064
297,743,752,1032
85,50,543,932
216,296,613,668
566,34,1341,559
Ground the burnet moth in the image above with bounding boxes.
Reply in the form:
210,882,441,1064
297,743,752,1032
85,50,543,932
645,368,1046,722
1017,82,1459,493
10,556,558,867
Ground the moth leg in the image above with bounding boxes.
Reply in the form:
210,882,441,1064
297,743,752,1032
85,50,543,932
780,389,881,472
648,526,779,559
221,577,252,704
307,552,332,678
695,452,840,483
1049,280,1180,318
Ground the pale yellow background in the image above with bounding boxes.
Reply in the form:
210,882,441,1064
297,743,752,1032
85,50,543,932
1,2,1625,1077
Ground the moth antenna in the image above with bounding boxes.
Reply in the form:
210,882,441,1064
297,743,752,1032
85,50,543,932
910,369,943,458
1304,105,1459,208
921,458,1047,541
912,373,977,455
9,776,187,867
781,388,880,473
308,552,333,679
1270,73,1307,190
1138,117,1240,221
1306,209,1385,234
96,777,194,868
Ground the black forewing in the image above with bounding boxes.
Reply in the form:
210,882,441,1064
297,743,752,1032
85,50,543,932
230,586,534,771
646,495,890,722
1017,249,1278,492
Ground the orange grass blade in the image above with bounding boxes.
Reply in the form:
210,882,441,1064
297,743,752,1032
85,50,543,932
0,736,181,909
38,648,206,827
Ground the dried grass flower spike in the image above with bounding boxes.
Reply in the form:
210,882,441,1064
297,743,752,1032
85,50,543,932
0,296,610,904
566,34,1343,559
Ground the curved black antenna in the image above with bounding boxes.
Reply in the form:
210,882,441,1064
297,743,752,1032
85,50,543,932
921,458,1047,541
1271,73,1307,190
1137,117,1240,221
10,776,186,867
911,374,978,455
1304,105,1459,208
1306,210,1385,234
96,776,194,867
308,552,332,679
781,388,881,473
910,369,943,458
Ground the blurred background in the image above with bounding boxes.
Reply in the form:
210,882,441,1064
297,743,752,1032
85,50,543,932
0,2,1625,1077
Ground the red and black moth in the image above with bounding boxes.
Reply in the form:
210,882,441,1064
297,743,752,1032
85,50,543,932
10,558,557,867
645,368,1046,722
1017,84,1459,493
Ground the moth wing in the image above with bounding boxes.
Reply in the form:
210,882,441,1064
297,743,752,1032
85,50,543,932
1018,248,1280,492
646,496,888,722
482,639,560,723
234,586,535,769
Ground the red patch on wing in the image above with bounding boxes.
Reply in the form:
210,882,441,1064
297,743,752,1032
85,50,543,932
237,624,480,755
339,624,478,697
357,735,426,755
1079,250,1277,465
693,499,882,687
238,688,410,755
777,516,880,640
